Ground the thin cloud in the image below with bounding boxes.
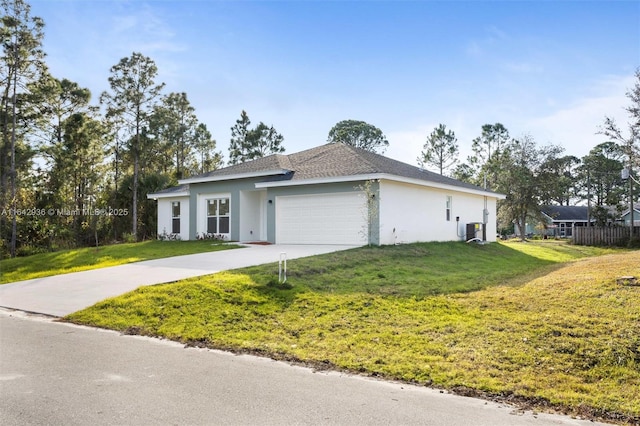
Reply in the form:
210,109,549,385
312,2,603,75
465,25,509,59
486,25,508,41
504,61,544,73
108,5,186,55
527,73,634,158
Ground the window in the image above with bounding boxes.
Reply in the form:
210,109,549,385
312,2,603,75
171,201,180,234
207,198,230,234
446,196,452,221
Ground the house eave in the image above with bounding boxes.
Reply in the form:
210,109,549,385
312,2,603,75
621,208,640,216
540,211,556,222
179,169,291,185
381,174,506,199
147,191,190,200
255,173,506,199
255,174,380,189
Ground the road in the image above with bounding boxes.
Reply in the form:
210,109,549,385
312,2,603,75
0,310,608,426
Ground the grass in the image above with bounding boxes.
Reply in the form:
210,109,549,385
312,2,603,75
239,240,617,297
0,240,240,284
64,241,640,423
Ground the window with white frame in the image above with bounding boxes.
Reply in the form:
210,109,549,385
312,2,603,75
207,198,230,234
446,196,452,221
171,201,180,234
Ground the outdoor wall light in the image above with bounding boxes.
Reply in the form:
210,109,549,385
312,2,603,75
268,200,273,204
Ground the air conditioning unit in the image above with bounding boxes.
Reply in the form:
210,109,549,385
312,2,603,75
466,222,483,242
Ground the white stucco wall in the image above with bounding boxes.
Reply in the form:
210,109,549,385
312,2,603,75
157,196,190,240
378,180,497,245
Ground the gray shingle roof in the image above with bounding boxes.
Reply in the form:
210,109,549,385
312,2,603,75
187,154,293,179
148,183,190,197
541,205,589,221
183,143,496,194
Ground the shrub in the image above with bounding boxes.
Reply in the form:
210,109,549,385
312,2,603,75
122,232,137,243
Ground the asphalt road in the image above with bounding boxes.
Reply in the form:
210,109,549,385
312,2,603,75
0,310,609,426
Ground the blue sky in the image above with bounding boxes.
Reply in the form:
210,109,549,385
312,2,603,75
30,0,640,168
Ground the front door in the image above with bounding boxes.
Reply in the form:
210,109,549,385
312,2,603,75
239,190,267,242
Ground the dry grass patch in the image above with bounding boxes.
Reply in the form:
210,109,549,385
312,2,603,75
447,252,640,421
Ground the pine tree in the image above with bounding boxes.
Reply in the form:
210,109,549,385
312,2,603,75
100,52,165,241
417,124,459,175
1,0,48,256
229,110,285,164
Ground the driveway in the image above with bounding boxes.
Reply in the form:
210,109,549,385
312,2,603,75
0,244,356,317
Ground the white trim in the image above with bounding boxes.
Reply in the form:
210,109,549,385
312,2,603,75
179,169,291,185
255,174,373,188
255,173,505,199
147,191,189,200
197,193,231,237
621,208,640,216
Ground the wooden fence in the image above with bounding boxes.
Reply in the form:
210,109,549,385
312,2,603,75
573,226,640,246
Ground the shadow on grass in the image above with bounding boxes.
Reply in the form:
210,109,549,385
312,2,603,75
0,240,240,284
234,241,569,300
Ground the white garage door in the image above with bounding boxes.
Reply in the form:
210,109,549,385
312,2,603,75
276,192,368,245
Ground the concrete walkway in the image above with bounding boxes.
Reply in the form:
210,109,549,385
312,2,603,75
0,244,356,317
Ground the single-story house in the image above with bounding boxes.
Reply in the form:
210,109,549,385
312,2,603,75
147,143,505,245
620,203,640,226
518,205,633,238
538,205,592,238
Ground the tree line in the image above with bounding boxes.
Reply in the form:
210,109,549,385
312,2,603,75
2,0,285,257
1,0,638,256
415,73,639,240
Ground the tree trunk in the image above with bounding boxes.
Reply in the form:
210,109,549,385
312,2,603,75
132,116,139,241
519,214,527,241
113,140,119,241
132,151,138,241
10,44,18,258
629,164,634,243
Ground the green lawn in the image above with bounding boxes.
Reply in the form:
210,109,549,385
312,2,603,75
0,240,240,284
65,241,640,423
238,240,617,297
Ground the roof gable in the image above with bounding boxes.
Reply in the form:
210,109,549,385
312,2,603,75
621,203,640,216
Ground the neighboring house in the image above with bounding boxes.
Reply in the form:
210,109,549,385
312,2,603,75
620,203,640,226
537,205,592,238
147,143,505,245
519,205,628,239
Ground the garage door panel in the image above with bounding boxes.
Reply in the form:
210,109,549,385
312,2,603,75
276,192,367,245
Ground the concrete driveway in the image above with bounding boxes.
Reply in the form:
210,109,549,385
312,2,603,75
0,244,356,317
